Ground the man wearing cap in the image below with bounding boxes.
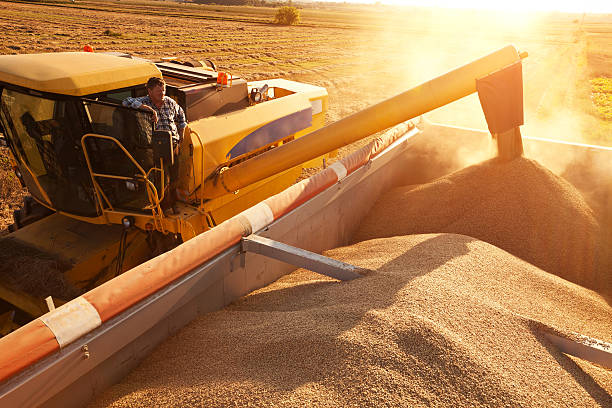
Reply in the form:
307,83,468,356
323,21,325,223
123,77,187,212
123,77,187,150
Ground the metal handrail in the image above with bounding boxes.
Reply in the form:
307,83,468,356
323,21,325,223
80,133,166,232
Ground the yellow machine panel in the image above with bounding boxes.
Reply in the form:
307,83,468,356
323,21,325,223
179,79,329,226
0,52,161,96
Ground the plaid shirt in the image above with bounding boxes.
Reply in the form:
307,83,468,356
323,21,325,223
123,96,187,142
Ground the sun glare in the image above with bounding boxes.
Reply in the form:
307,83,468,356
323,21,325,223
377,0,611,13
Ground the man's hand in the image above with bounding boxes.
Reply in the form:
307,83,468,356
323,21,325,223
174,128,185,156
141,105,158,124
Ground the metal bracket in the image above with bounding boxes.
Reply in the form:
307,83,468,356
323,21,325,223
525,316,612,370
241,235,364,281
541,329,612,370
229,250,245,273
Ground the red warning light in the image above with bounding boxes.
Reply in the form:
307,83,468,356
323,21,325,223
83,45,94,53
216,72,232,87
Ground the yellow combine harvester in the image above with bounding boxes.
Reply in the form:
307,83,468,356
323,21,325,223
2,46,612,408
0,46,524,334
0,52,330,325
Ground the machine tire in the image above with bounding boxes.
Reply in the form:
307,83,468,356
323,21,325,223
23,196,34,214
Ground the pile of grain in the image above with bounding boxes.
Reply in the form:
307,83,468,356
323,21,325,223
91,234,612,407
90,156,612,406
354,157,611,295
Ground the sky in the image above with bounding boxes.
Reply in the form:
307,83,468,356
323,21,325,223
359,0,612,13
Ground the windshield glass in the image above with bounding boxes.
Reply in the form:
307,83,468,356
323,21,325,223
0,89,98,216
83,100,158,212
0,89,162,216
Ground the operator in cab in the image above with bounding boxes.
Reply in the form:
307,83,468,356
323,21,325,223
123,77,187,151
123,77,187,212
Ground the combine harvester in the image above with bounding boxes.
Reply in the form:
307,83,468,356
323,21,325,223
0,45,609,407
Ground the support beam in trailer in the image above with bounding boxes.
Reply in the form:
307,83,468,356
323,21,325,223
241,235,365,281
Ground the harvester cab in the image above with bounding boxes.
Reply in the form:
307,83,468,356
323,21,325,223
0,52,328,231
0,51,330,325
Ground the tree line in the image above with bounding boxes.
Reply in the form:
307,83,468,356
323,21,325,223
193,0,296,7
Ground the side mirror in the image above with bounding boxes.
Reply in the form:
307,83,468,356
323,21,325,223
152,130,173,166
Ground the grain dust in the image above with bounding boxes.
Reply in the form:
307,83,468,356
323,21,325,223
354,157,611,295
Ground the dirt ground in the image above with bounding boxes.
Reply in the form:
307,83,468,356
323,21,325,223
0,1,610,227
0,148,25,232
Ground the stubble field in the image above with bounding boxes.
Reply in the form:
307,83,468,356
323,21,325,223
0,0,610,229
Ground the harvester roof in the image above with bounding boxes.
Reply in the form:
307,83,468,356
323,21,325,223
0,52,161,96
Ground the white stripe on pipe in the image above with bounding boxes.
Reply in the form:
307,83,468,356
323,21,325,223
310,99,323,115
329,161,347,181
40,297,102,348
241,202,274,233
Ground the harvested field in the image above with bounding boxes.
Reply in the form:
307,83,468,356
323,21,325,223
90,234,612,407
0,147,25,233
354,157,611,295
0,1,611,227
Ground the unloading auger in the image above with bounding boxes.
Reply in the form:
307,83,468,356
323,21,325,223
204,45,528,200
